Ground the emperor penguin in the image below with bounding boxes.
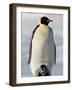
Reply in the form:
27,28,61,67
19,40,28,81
28,16,56,76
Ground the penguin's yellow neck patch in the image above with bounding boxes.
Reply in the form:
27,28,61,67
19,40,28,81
39,24,48,33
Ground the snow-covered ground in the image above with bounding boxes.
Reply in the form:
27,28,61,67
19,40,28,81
21,13,63,77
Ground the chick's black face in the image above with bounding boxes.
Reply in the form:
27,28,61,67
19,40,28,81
41,16,52,25
38,65,51,76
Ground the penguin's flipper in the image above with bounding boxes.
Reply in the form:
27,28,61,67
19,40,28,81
54,43,56,64
28,25,40,64
49,26,56,64
28,40,32,64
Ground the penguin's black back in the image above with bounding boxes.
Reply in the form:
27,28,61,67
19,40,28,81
32,25,40,39
28,24,40,64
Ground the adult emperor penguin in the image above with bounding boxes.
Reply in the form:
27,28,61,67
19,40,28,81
28,16,56,76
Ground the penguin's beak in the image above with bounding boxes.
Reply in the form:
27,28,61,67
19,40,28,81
49,19,53,22
47,19,53,24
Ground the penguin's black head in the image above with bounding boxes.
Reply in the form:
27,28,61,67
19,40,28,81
38,65,51,76
41,16,53,25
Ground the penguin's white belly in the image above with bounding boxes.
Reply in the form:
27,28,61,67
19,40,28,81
30,25,55,74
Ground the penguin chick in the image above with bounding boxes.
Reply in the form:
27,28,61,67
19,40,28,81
38,65,51,76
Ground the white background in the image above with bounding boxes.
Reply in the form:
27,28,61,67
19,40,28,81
0,0,72,90
17,8,67,82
